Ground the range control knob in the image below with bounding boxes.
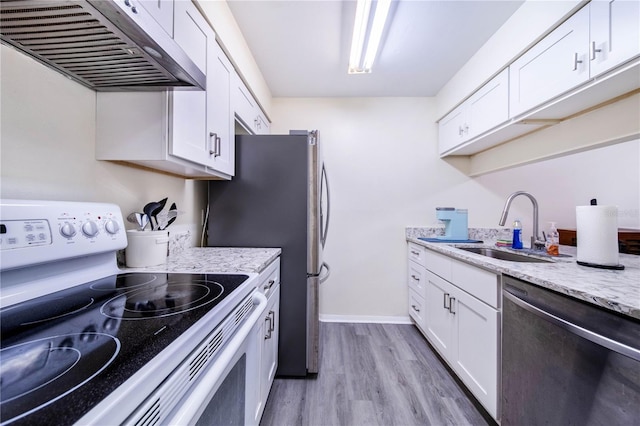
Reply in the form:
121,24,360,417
82,221,99,238
104,219,120,235
60,222,76,238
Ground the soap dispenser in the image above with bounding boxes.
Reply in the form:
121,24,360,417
546,222,559,255
512,219,523,249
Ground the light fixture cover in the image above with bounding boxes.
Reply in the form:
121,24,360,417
348,0,391,74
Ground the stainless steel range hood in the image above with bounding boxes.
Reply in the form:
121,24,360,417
0,0,206,91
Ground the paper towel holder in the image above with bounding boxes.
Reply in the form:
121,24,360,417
576,199,625,270
577,260,624,270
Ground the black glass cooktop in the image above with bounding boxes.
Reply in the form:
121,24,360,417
0,272,249,425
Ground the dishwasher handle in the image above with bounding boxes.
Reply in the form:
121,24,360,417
504,289,640,361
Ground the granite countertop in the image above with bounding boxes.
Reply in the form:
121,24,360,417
121,247,281,274
407,227,640,320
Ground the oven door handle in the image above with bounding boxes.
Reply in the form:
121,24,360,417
165,291,268,424
504,290,640,361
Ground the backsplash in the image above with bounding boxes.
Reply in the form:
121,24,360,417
406,227,512,242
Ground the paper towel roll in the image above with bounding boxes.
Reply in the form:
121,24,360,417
576,205,619,266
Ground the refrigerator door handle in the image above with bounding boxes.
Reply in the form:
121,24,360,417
319,262,331,284
320,163,331,249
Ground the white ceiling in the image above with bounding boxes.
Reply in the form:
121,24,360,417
227,0,525,97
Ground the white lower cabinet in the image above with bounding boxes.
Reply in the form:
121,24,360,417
250,258,280,425
407,243,500,420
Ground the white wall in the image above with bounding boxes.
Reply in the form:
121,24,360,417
271,97,639,321
0,45,207,242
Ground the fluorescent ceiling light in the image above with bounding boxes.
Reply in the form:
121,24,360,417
348,0,391,74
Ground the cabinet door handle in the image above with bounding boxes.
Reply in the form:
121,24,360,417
572,52,583,71
209,132,217,156
264,315,272,339
448,297,456,315
269,310,275,332
590,41,602,61
411,304,420,313
443,292,450,309
215,135,221,158
458,125,464,136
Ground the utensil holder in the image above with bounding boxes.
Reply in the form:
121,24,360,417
125,230,169,267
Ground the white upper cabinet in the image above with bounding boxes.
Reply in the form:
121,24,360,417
439,1,640,158
466,69,510,138
173,0,207,73
138,0,175,37
509,6,590,118
438,103,467,154
169,1,234,175
439,69,509,155
589,0,640,77
96,0,234,179
206,41,235,175
233,72,271,135
170,1,211,169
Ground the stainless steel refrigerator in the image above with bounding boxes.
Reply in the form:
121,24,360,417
207,130,330,376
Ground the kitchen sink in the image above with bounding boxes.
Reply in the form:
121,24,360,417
458,247,553,263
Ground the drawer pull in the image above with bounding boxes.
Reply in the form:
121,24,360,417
411,304,420,313
410,250,420,256
411,274,420,281
443,292,450,309
263,279,275,291
448,297,456,315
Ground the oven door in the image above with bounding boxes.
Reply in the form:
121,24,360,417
125,290,267,426
169,292,266,426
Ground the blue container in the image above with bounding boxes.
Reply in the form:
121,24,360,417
512,219,523,249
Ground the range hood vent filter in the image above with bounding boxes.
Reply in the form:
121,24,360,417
0,1,206,91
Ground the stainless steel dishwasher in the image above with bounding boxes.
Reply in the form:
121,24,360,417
502,276,640,425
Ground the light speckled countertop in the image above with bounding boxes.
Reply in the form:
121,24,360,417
121,247,281,274
407,227,640,320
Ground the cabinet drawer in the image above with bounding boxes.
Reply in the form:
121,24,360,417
258,258,281,300
407,243,426,268
408,288,425,327
424,249,452,281
450,260,500,309
407,260,426,295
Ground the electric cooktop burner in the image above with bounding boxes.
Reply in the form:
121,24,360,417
0,272,249,425
0,333,120,423
102,277,225,320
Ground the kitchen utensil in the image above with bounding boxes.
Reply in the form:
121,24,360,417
143,199,166,231
166,203,178,229
127,212,149,231
137,213,150,231
156,210,178,230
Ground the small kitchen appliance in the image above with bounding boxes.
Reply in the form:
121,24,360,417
0,199,264,425
436,207,469,240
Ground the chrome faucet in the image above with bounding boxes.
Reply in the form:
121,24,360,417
499,191,545,250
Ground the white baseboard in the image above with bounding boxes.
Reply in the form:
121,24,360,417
319,314,413,324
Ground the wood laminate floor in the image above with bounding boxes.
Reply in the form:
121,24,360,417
260,322,493,426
